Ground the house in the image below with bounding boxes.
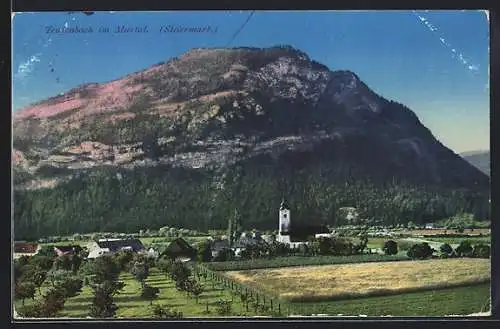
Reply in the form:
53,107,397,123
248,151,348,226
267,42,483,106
232,233,268,257
87,238,145,259
13,242,41,259
211,239,230,259
160,237,197,262
53,245,83,257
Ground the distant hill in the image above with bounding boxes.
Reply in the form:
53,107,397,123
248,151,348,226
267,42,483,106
460,150,490,176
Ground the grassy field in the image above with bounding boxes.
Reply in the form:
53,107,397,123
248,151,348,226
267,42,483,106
224,258,491,302
424,236,491,245
207,254,410,271
288,283,490,316
14,268,273,318
403,229,490,236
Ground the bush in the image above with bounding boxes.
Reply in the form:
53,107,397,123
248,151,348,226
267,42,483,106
455,240,473,257
440,243,453,255
472,244,490,258
382,240,398,255
215,299,232,316
151,304,183,318
407,243,434,260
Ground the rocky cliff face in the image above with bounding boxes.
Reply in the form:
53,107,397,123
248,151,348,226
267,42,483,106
12,45,489,191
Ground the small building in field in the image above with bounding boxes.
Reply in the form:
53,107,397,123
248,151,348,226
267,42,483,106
160,237,197,262
425,223,435,230
53,245,83,257
87,238,145,259
13,242,41,259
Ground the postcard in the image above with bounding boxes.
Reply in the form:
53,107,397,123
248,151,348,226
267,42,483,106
11,10,491,319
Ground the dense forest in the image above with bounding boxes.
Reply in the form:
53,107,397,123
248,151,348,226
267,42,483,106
13,161,490,240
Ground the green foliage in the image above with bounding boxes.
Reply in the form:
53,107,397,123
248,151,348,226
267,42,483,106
112,251,134,272
141,284,160,305
59,276,84,298
206,254,409,271
89,280,125,318
455,240,474,257
130,259,150,287
40,287,67,317
214,299,232,316
79,256,121,285
407,243,434,260
13,162,490,239
53,255,73,271
439,243,453,255
437,213,488,230
472,244,490,259
14,281,36,305
196,240,212,262
383,240,398,255
151,304,183,318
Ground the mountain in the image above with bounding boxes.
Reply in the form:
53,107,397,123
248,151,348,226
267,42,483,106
460,150,490,176
12,46,490,239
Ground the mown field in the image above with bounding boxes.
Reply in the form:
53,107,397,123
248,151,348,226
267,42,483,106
207,254,410,271
224,258,491,302
288,283,490,316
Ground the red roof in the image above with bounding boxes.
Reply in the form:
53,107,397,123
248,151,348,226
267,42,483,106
14,243,39,254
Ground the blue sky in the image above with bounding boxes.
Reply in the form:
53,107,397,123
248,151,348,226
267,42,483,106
12,10,489,153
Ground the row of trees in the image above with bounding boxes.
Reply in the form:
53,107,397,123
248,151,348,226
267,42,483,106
382,240,491,259
13,161,490,240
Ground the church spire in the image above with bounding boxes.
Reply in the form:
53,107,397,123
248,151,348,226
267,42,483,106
280,198,290,210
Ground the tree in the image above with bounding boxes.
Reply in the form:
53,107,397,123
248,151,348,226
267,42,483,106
383,240,398,255
472,244,490,258
15,281,36,305
113,250,134,271
189,280,204,303
440,243,453,255
53,255,73,271
130,260,150,288
141,284,160,305
89,280,125,318
215,299,232,316
407,242,434,260
29,255,54,272
32,270,47,295
455,240,473,257
40,287,67,317
60,276,84,298
80,256,121,284
197,240,212,262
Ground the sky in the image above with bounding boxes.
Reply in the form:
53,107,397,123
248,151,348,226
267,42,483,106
12,10,489,153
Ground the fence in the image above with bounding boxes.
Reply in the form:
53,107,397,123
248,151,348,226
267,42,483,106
193,263,296,316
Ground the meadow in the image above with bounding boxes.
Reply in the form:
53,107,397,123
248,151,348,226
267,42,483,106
224,258,491,302
288,283,490,316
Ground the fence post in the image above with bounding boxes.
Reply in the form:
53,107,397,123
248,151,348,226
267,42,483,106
278,303,280,314
270,299,273,311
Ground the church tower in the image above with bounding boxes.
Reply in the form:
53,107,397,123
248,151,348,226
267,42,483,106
278,198,291,244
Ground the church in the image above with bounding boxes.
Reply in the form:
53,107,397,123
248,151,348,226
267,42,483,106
276,198,332,247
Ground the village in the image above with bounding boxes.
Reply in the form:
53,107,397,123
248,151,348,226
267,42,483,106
13,199,491,318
